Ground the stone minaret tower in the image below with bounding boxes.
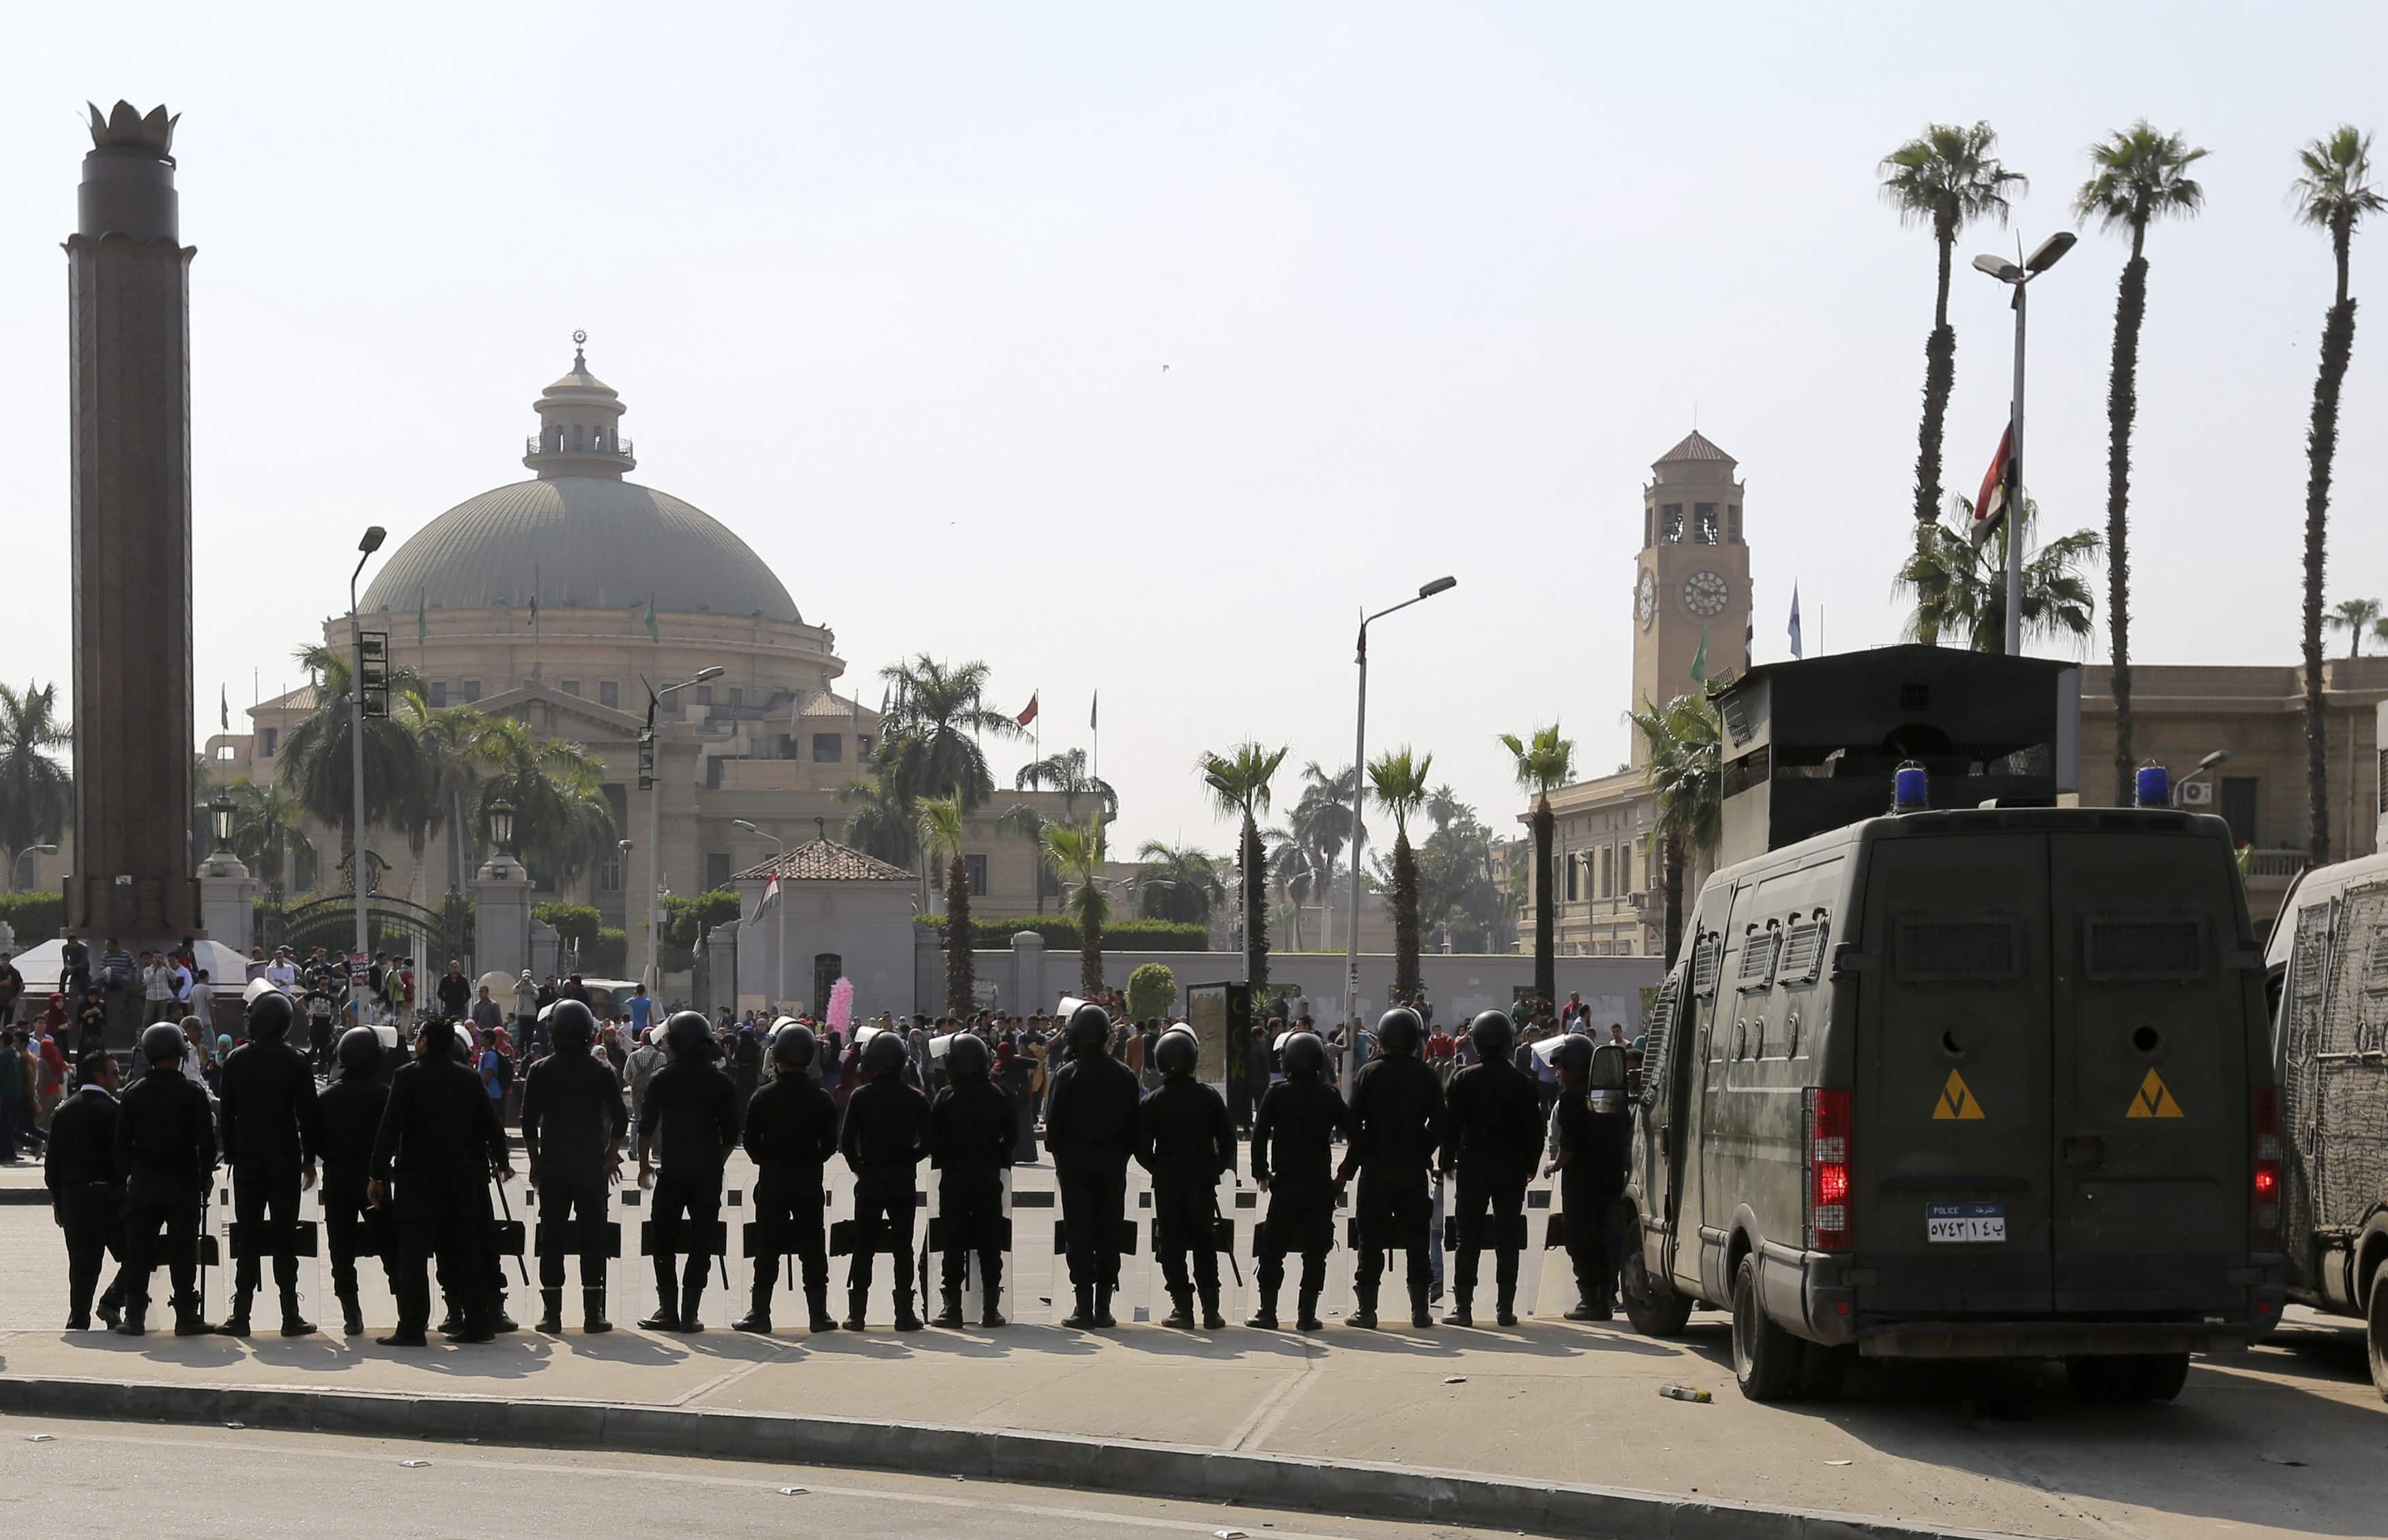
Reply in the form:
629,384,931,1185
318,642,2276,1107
1629,430,1751,764
65,102,201,942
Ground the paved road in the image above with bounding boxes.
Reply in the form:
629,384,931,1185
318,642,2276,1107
0,1412,1502,1539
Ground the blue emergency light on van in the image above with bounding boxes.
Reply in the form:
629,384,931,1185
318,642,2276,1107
2135,762,2170,809
1891,761,1928,813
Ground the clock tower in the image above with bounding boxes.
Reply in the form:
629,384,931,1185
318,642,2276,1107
1631,430,1751,765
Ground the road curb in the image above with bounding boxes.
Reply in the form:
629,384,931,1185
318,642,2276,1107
0,1372,2008,1540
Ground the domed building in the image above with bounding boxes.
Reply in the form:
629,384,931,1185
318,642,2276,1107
209,343,1078,1007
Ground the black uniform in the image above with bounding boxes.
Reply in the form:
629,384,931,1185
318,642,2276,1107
837,1075,930,1314
317,1073,394,1309
1134,1077,1234,1307
1337,1054,1444,1310
1043,1050,1140,1301
45,1085,126,1326
216,1038,323,1307
1251,1076,1349,1311
928,1075,1015,1308
742,1071,840,1319
114,1070,217,1326
1554,1088,1631,1310
637,1058,741,1320
521,1052,628,1294
1440,1058,1543,1313
372,1051,509,1339
729,1032,762,1108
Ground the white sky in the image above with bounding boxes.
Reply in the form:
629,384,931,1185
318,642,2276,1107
2,2,2382,858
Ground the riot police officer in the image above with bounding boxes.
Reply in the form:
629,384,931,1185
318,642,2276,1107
636,1010,741,1333
319,1026,395,1335
837,1029,929,1331
1440,1010,1542,1326
114,1021,218,1337
1248,1030,1347,1331
735,1023,840,1335
1545,1036,1631,1320
1044,1002,1140,1328
1338,1006,1442,1330
216,987,323,1335
521,999,628,1334
370,1017,512,1346
927,1031,1013,1328
46,1049,127,1330
1135,1027,1234,1331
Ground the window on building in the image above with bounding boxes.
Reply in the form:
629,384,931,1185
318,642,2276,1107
965,854,988,897
598,854,622,894
694,686,713,706
213,744,235,761
259,727,277,757
461,680,482,702
428,682,449,708
598,680,619,709
1636,835,1648,890
1660,504,1684,542
1601,845,1614,898
705,852,733,892
1693,503,1719,542
812,733,844,763
559,680,581,697
1726,504,1742,543
1565,854,1579,903
727,687,744,708
2219,776,2260,847
858,733,873,758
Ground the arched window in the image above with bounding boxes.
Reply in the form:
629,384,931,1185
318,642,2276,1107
812,953,843,1017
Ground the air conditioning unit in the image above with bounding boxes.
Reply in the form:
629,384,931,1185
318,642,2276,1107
2180,779,2215,807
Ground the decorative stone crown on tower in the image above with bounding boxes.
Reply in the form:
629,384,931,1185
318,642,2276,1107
87,100,177,154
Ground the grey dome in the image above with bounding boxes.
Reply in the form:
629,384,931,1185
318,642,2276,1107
361,476,800,623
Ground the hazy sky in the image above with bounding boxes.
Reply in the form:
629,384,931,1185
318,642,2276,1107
3,2,2381,858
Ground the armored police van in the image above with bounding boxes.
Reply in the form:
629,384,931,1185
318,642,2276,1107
1620,647,2285,1401
2263,847,2388,1397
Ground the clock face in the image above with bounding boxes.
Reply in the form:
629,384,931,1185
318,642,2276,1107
1635,569,1658,630
1683,570,1730,617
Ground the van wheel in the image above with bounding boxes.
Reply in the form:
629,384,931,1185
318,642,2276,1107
2065,1356,2137,1401
2129,1352,2191,1402
1731,1254,1802,1401
1797,1340,1850,1400
2366,1260,2388,1403
1622,1238,1693,1337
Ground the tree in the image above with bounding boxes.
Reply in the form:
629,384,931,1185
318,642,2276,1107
2292,126,2385,864
1892,493,2101,654
995,802,1050,914
1628,695,1723,967
837,772,918,870
2329,597,2385,657
1289,762,1358,950
1263,825,1315,949
1135,840,1224,925
1367,747,1433,1003
472,717,617,886
1425,783,1466,834
875,655,1020,815
276,644,432,877
1498,725,1575,1006
224,779,315,888
918,796,974,1017
1197,742,1290,992
407,699,496,890
0,681,71,892
1040,817,1109,996
1014,747,1118,820
2075,120,2209,801
1879,121,2027,599
1125,962,1177,1021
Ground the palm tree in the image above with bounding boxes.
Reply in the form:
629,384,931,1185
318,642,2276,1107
2329,597,2385,658
2292,126,2385,865
918,796,974,1017
1040,817,1109,996
1628,695,1723,966
276,644,432,879
995,802,1050,914
1498,725,1576,1006
472,717,617,886
1879,122,2028,587
1135,840,1224,925
1367,748,1433,1002
1290,762,1358,950
1014,747,1118,820
1426,783,1466,835
407,699,496,890
224,779,315,888
2074,120,2209,802
1263,826,1315,949
1198,742,1290,991
875,656,1020,814
0,681,71,891
1892,493,2102,654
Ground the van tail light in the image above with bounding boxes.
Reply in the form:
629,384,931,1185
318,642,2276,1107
1805,1087,1852,1252
2252,1086,2281,1249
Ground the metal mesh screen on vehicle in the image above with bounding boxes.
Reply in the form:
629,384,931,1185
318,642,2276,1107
1736,929,1781,991
1691,935,1723,997
2284,884,2388,1240
1778,917,1830,985
2083,918,2204,982
1894,918,2019,982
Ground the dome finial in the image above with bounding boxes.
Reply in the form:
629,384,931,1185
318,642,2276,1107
571,328,587,371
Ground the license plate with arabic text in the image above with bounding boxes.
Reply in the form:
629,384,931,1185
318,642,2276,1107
1926,1202,2006,1243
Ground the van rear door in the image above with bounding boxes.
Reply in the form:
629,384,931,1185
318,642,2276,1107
1855,832,2055,1316
2047,830,2249,1312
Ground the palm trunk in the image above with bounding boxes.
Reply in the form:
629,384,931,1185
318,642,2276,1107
2303,287,2359,865
1079,914,1103,997
1392,828,1421,1003
946,852,973,1017
1662,834,1686,968
1911,226,1958,607
1532,796,1555,1008
1242,812,1268,993
2106,246,2148,800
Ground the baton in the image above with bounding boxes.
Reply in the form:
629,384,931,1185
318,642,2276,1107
1210,1185,1243,1289
198,1176,214,1311
489,1157,529,1285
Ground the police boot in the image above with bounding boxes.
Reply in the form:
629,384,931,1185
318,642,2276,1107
892,1290,923,1331
279,1290,317,1337
582,1288,613,1334
1296,1288,1323,1333
536,1288,566,1334
1161,1288,1196,1330
677,1283,706,1333
1246,1285,1279,1331
806,1286,838,1333
637,1299,681,1332
1496,1287,1518,1328
1061,1285,1097,1330
931,1289,965,1328
980,1257,1006,1328
1094,1285,1118,1329
173,1293,213,1337
1199,1285,1225,1332
491,1301,520,1334
1443,1291,1474,1328
843,1287,869,1333
96,1289,124,1331
733,1281,773,1335
1344,1277,1378,1330
217,1289,254,1337
113,1301,148,1337
1409,1279,1435,1329
338,1288,365,1336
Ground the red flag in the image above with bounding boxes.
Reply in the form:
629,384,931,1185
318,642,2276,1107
1970,421,2011,550
1017,693,1038,727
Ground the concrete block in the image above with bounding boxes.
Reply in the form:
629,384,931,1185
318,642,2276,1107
605,1402,699,1455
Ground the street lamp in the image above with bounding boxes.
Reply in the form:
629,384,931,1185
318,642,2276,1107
349,525,388,967
2174,749,2233,807
13,843,58,888
1972,231,2075,656
642,665,725,991
208,789,234,854
733,819,785,1008
487,797,516,856
1343,575,1458,1094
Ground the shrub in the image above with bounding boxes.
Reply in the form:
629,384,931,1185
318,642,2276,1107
589,928,628,974
533,901,602,957
914,915,1209,952
1126,962,1177,1020
0,890,63,945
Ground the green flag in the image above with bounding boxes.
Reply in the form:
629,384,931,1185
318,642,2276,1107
416,586,427,644
643,596,660,643
1689,625,1710,684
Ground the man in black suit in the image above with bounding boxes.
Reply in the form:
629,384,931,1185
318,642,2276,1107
114,1023,218,1336
46,1050,128,1329
370,1017,512,1346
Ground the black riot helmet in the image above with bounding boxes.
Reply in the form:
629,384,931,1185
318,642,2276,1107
946,1032,991,1079
246,987,296,1045
771,1022,817,1070
415,1016,456,1058
140,1021,187,1066
1155,1028,1198,1079
336,1026,382,1077
861,1029,908,1079
1281,1030,1326,1078
549,998,598,1052
1066,1002,1111,1057
1469,1009,1515,1062
664,1009,712,1057
1551,1034,1593,1077
1375,1007,1423,1058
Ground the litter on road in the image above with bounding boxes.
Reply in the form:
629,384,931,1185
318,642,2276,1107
1659,1385,1713,1403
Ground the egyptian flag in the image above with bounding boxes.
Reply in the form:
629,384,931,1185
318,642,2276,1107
1017,693,1038,727
749,873,780,927
1970,422,2012,550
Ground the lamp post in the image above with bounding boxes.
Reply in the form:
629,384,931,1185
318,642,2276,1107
2174,749,2233,808
1971,232,2075,656
733,819,785,1008
208,789,234,854
487,797,516,856
1343,575,1457,1095
641,665,725,993
348,525,387,966
12,843,58,890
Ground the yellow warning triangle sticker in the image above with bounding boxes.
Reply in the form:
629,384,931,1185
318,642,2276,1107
1934,1069,1985,1120
2127,1068,2185,1119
